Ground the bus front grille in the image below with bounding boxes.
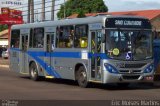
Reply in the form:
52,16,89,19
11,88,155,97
120,63,146,68
119,70,142,74
122,75,140,80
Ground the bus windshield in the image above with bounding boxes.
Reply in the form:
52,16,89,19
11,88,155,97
105,29,152,61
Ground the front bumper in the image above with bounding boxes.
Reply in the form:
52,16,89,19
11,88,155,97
103,71,154,83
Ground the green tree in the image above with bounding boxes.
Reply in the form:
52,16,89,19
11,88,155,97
0,25,8,32
57,0,108,19
77,10,86,18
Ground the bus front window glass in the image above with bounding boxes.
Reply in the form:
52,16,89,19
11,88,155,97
74,25,88,48
11,30,20,48
133,31,152,60
106,30,152,60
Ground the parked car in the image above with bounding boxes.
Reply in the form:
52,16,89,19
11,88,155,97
1,50,9,59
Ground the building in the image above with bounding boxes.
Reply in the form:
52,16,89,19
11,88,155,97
0,29,8,47
67,9,160,36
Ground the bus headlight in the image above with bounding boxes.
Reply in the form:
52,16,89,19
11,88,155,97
144,64,154,73
104,63,118,74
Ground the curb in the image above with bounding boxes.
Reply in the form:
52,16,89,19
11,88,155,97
0,65,9,68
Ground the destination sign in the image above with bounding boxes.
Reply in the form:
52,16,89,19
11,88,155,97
115,20,142,26
105,17,151,29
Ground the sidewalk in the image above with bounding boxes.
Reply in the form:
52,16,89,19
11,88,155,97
0,58,9,68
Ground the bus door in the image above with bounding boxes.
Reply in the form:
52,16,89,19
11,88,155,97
19,34,28,74
44,27,56,76
90,31,102,80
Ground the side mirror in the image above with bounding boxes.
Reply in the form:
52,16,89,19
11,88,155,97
101,34,106,43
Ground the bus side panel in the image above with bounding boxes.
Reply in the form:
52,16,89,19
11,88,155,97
10,49,20,73
27,50,46,77
52,49,89,80
154,39,160,78
53,58,88,80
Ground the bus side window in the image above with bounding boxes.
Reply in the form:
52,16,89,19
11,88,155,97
57,26,74,48
33,28,44,48
56,27,59,48
29,28,33,48
74,25,88,48
11,30,20,48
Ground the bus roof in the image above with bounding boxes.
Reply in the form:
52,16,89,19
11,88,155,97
11,15,149,29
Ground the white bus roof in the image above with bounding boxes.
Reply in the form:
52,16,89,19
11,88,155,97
11,15,148,29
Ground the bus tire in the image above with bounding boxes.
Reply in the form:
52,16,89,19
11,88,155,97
29,62,40,81
76,66,88,88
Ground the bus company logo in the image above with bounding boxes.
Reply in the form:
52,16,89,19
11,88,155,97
129,70,133,74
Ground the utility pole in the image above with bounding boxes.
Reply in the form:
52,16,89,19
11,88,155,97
42,0,45,21
28,0,31,23
51,0,55,20
30,0,34,23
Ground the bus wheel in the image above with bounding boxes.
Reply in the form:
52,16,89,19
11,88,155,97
76,66,88,88
29,62,39,81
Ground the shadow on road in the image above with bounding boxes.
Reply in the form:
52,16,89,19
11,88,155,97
20,76,160,91
88,82,160,91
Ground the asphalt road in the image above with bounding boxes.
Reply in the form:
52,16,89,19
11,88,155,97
0,58,9,65
0,67,160,102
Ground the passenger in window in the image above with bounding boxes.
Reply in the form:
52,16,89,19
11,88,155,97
80,37,87,48
68,29,74,47
25,39,28,50
52,43,55,50
135,34,147,55
14,39,19,48
59,29,64,48
74,38,80,47
38,42,43,48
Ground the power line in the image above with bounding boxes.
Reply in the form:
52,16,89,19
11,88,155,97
21,3,63,13
3,0,66,22
22,8,61,17
10,0,61,10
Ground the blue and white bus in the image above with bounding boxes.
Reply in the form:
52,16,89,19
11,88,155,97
10,15,154,87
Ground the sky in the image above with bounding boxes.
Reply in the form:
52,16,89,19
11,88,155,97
104,0,160,12
0,0,160,21
36,0,160,20
1,0,160,12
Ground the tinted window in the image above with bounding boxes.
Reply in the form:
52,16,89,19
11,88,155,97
29,28,44,48
11,30,20,48
74,25,88,48
29,29,33,48
56,26,74,48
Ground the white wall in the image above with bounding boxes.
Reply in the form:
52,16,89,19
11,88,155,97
0,39,8,46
